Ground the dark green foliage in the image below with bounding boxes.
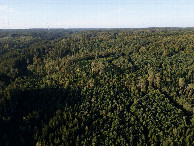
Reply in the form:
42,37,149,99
0,28,193,145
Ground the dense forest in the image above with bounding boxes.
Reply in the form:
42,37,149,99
0,28,193,145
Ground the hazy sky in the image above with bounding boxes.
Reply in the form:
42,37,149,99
0,0,194,29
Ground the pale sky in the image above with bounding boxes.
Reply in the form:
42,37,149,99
0,0,194,29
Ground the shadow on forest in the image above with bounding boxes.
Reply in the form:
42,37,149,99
0,87,83,146
161,90,193,125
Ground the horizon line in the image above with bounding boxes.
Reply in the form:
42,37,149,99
0,27,194,30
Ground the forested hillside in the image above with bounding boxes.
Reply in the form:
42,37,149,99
0,28,193,145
